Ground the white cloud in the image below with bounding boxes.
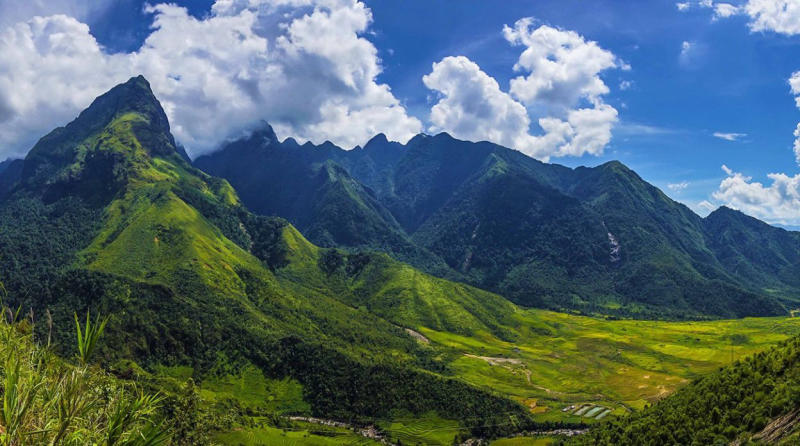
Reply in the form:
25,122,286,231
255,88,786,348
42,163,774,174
503,19,618,110
422,56,537,155
619,80,633,90
423,19,620,161
695,0,800,36
712,165,800,225
668,181,690,191
789,71,800,165
677,2,691,11
713,132,747,141
679,41,694,65
745,0,800,35
698,200,717,212
0,0,422,158
713,3,741,19
0,15,129,158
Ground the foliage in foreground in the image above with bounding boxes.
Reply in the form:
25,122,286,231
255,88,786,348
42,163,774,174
0,306,168,445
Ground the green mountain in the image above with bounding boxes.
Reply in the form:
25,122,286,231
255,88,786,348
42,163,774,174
194,125,451,277
573,335,800,445
196,129,797,319
0,76,536,438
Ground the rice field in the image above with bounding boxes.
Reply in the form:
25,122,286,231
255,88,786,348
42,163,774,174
378,412,462,445
420,310,800,423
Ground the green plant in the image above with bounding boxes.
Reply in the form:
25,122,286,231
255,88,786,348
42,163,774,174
0,304,169,445
74,311,108,366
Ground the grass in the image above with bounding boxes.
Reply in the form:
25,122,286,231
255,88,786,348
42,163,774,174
418,311,800,423
212,421,381,445
0,309,167,445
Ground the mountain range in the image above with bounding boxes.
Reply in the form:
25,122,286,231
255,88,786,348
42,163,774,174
2,76,800,443
196,123,800,319
0,76,538,438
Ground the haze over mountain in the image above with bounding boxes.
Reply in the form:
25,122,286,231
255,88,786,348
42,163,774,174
197,125,800,320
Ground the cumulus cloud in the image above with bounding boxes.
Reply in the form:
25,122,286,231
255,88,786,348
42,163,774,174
0,15,129,158
712,165,800,225
676,2,691,11
745,0,800,35
0,0,422,158
713,132,747,141
422,56,537,155
423,19,621,161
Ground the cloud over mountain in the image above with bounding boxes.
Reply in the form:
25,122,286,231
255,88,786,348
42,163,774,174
713,166,800,226
423,18,621,161
0,0,422,158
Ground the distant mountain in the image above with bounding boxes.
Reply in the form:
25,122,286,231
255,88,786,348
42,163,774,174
194,124,453,276
197,128,800,319
0,77,533,436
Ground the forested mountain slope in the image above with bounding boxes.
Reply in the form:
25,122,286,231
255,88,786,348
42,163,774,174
0,76,535,437
196,127,800,319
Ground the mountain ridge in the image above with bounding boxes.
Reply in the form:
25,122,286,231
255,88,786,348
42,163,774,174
0,76,542,437
196,123,799,319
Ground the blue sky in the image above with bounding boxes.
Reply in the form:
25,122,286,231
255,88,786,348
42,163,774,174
1,0,800,225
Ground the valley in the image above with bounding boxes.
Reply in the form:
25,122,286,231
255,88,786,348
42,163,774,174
0,76,798,445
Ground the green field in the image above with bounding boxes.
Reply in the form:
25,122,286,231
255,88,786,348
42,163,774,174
378,412,462,445
213,421,381,445
491,436,557,445
194,312,800,443
419,311,800,423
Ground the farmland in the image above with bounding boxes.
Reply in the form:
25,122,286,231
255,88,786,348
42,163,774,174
419,310,800,423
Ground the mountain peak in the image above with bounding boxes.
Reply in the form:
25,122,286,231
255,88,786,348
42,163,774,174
365,133,388,148
20,76,182,199
255,120,277,138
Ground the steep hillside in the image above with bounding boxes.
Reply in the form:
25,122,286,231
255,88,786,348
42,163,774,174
0,76,534,437
197,128,798,319
194,125,451,275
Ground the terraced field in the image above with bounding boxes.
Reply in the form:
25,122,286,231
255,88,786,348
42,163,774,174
378,412,461,445
420,311,800,423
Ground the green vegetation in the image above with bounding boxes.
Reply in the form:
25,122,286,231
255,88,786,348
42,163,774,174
414,310,800,424
0,76,535,440
212,421,381,446
0,307,167,445
378,412,461,445
572,336,800,445
5,76,800,445
198,126,800,320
